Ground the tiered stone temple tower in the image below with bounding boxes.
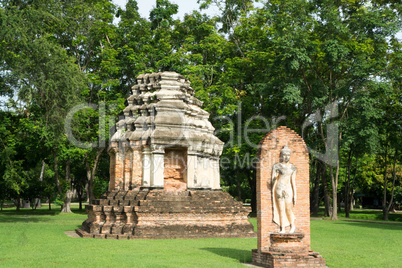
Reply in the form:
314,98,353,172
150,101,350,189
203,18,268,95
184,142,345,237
76,72,255,239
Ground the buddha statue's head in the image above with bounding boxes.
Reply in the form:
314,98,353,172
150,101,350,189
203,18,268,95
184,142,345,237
280,145,291,162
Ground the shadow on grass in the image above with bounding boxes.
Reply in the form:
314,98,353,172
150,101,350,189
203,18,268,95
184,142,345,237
334,220,402,230
343,210,402,221
0,208,86,215
0,207,87,223
0,216,52,223
313,207,402,222
201,248,252,263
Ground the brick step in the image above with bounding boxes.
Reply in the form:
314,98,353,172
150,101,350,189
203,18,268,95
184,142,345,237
86,204,247,214
97,200,141,206
135,207,247,213
137,200,243,207
80,189,255,239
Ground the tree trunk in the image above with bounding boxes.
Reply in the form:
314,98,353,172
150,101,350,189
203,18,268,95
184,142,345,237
246,168,256,213
345,148,353,218
350,194,354,210
48,196,52,210
330,127,341,220
385,148,398,221
236,168,242,202
53,151,61,195
61,159,72,213
85,165,93,203
322,164,330,217
311,159,320,216
318,103,342,220
319,122,331,217
85,148,104,204
34,160,45,209
330,164,339,220
85,182,89,203
384,206,389,221
61,190,73,213
382,143,389,220
350,157,358,211
16,195,21,211
77,182,83,210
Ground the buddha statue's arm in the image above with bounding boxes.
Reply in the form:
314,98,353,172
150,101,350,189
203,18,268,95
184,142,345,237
271,165,278,192
291,167,297,205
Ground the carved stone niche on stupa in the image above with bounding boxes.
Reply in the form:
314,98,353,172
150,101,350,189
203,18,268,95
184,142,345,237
76,72,255,239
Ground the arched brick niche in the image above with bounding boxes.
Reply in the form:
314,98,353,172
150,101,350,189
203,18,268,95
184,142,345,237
256,126,310,250
164,148,187,192
252,126,326,267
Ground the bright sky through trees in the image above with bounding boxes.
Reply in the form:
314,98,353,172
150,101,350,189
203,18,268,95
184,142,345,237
113,0,220,19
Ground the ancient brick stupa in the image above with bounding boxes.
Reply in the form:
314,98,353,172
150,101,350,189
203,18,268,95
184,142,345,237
76,72,255,239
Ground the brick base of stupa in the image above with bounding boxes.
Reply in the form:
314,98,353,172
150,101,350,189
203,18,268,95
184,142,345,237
252,233,326,267
76,189,256,239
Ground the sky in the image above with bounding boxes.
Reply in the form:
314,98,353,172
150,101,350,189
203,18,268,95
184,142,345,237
112,0,219,20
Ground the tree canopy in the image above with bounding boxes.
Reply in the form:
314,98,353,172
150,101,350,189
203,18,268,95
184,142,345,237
0,0,400,219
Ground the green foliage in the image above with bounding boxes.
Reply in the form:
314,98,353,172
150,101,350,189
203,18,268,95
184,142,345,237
2,161,28,196
0,0,401,215
395,186,402,206
93,177,109,199
149,0,179,30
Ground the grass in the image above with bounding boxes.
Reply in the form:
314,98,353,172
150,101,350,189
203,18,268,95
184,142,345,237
337,209,402,222
311,220,402,267
0,206,401,267
314,207,402,222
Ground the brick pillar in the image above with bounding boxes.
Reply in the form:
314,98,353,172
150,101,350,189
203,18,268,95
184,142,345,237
122,206,136,235
252,126,326,267
114,148,125,191
256,126,310,251
124,206,135,223
124,147,133,190
102,206,113,234
131,142,143,189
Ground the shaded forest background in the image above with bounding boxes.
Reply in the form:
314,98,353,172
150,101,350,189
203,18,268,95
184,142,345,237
0,0,401,220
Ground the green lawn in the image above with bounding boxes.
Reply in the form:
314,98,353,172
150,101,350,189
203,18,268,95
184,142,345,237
311,220,402,267
0,207,401,267
315,207,402,222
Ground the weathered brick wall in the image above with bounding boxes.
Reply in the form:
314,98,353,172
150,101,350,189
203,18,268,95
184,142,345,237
257,126,310,251
112,147,124,190
124,148,132,190
164,148,187,192
78,190,256,239
109,143,143,191
252,249,326,267
131,146,142,189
